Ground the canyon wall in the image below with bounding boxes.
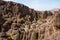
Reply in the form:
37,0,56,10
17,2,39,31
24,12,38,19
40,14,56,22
0,1,60,40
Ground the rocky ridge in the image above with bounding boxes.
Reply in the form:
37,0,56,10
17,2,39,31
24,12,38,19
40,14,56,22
0,1,60,40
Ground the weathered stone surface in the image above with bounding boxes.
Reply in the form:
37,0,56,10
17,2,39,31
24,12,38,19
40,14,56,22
0,1,60,40
54,13,60,28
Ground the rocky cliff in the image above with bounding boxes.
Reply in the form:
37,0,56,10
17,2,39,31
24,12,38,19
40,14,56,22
0,1,60,40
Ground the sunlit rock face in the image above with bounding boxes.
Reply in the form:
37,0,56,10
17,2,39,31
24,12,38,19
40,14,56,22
54,13,60,29
0,1,60,40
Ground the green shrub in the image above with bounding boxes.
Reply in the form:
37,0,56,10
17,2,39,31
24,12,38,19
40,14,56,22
37,16,41,21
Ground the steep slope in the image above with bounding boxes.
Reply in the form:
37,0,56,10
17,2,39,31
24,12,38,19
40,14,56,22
0,1,60,40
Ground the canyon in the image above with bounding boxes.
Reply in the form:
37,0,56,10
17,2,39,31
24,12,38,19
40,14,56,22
0,1,60,40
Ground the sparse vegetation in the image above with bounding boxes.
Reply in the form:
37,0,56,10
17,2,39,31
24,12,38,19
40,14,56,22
37,16,41,21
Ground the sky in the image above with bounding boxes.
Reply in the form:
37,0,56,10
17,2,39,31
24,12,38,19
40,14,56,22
4,0,60,11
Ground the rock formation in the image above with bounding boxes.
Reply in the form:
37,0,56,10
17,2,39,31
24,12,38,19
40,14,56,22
0,1,60,40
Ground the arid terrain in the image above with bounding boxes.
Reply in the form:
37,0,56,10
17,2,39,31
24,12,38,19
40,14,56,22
0,1,60,40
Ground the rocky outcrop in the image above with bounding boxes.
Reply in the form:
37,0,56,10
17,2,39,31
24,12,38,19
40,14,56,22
0,1,60,40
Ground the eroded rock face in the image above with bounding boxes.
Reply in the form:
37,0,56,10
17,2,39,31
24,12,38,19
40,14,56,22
54,13,60,30
0,1,60,40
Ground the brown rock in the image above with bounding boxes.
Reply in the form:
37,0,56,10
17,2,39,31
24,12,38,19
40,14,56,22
0,1,60,40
